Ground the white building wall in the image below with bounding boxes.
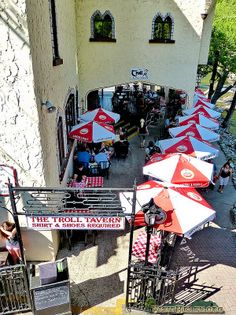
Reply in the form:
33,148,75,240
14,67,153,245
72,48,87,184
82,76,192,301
76,0,215,106
26,0,79,186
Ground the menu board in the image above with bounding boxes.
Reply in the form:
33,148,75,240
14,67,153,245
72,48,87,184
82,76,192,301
33,281,70,311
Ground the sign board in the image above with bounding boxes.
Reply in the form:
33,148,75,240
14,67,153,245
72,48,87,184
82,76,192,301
0,165,17,196
27,215,125,230
131,68,149,80
32,280,70,311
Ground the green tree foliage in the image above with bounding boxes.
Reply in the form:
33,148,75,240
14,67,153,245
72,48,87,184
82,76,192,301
207,0,236,105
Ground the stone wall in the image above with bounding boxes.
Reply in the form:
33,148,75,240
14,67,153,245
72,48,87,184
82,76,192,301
0,0,45,187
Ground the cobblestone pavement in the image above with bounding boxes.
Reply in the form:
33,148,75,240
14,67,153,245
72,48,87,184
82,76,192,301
57,125,236,315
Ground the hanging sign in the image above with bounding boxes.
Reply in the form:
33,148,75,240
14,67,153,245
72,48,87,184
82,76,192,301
131,68,149,80
0,165,17,196
26,215,125,230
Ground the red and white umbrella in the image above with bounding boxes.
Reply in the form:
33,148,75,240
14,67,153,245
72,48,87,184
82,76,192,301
68,121,115,143
120,181,215,238
179,113,220,130
134,184,216,238
183,105,221,119
193,95,215,109
159,136,219,160
195,88,205,95
80,108,120,124
169,124,220,142
143,153,213,187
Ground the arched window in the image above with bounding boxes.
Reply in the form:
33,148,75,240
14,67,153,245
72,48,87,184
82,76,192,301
150,13,175,43
90,10,116,42
163,16,172,39
154,16,163,39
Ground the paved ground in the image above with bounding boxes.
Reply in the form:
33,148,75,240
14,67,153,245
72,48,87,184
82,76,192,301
56,124,236,315
21,124,236,315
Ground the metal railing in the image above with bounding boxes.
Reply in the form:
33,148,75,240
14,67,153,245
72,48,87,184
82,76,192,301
0,264,31,314
126,262,179,311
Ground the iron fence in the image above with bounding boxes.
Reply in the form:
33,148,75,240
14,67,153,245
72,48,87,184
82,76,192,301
0,264,31,314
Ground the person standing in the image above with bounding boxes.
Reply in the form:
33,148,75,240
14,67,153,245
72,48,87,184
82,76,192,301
138,118,148,148
217,162,233,193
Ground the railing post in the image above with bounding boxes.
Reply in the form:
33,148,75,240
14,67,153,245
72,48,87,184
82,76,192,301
125,180,137,310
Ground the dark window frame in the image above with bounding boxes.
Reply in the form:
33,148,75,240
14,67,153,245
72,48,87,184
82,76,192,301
49,0,63,66
149,13,175,44
57,116,65,179
90,10,116,42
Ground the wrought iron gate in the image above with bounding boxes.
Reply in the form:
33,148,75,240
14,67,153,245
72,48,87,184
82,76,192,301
126,262,179,311
0,264,31,314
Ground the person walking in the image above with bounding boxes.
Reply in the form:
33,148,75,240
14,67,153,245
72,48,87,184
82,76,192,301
138,118,148,148
217,162,233,193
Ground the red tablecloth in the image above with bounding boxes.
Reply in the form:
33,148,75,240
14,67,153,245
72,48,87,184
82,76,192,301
86,176,104,187
132,231,161,264
69,176,104,188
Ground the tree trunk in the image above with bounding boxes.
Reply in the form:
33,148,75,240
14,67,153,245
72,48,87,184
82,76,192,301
211,70,229,104
208,51,219,99
222,90,236,128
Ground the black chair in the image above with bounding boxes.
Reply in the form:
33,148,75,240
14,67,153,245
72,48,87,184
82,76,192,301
98,161,110,179
89,164,100,176
79,161,89,169
116,143,129,159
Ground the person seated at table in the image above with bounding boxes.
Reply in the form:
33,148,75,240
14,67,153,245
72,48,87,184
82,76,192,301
145,141,157,162
75,145,91,165
174,109,183,125
165,116,176,129
74,163,88,182
94,148,109,164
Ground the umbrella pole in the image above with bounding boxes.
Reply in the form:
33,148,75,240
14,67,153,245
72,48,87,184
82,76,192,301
144,226,152,266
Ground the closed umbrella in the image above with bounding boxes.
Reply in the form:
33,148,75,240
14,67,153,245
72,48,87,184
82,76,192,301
143,153,214,187
183,105,221,119
68,121,115,143
179,113,219,130
169,123,220,142
159,136,219,160
80,108,120,124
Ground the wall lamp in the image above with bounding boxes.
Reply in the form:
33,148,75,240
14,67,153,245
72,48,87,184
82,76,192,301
42,100,56,113
201,13,208,20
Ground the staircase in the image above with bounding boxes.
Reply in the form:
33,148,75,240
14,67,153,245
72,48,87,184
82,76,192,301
114,119,138,140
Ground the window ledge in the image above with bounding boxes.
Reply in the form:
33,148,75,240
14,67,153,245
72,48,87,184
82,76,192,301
53,57,64,66
89,38,116,42
149,39,175,44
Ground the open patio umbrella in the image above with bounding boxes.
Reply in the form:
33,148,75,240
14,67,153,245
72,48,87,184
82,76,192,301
179,113,220,130
193,95,215,109
159,136,219,160
183,105,221,119
119,181,215,238
143,153,214,187
134,185,216,238
195,88,205,95
68,120,115,143
80,108,120,124
169,123,220,142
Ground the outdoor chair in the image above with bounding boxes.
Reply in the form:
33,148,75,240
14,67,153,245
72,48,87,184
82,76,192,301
80,161,89,169
115,143,129,159
89,164,100,176
98,161,111,179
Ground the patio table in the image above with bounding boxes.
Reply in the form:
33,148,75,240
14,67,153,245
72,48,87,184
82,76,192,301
68,176,104,188
132,231,162,264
